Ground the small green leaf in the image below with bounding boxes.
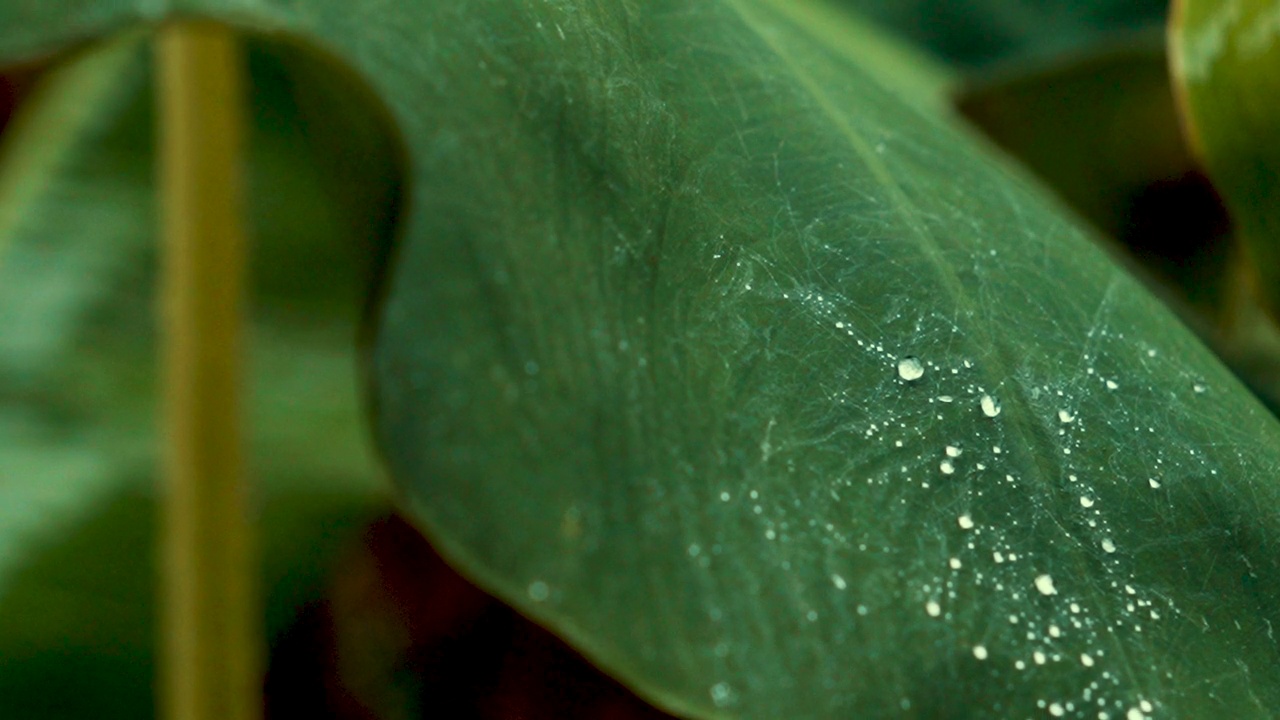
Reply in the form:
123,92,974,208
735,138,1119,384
1171,0,1280,318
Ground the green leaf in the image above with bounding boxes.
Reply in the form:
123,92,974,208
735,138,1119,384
955,32,1242,332
0,33,393,718
1171,0,1280,320
3,2,1280,719
836,0,1168,68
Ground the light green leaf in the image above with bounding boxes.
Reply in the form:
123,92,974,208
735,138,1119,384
1171,0,1280,320
2,1,1280,719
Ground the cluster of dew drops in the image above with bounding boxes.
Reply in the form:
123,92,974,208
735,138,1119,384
892,353,1181,720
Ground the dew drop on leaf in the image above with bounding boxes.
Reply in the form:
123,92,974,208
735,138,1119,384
980,393,1001,417
527,580,550,602
710,682,735,708
1034,574,1058,596
897,356,924,381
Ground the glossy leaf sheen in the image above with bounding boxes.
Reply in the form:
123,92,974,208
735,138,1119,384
1171,0,1280,316
3,1,1280,718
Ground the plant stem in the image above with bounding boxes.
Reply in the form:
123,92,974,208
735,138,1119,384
156,22,258,720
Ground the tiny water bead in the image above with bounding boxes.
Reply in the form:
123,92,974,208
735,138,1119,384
1058,409,1075,424
527,580,550,602
958,514,975,530
897,356,925,381
831,573,848,590
710,682,735,708
980,394,1001,417
972,645,989,660
940,460,956,475
1034,574,1058,596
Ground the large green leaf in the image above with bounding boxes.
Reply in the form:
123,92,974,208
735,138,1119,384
3,1,1280,719
1170,0,1280,320
0,32,393,718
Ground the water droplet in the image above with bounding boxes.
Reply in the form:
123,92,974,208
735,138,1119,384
710,682,735,708
1106,379,1119,390
949,557,962,569
940,460,956,475
1034,650,1047,665
958,514,974,530
1048,624,1061,638
1034,574,1058,596
897,356,924,381
1127,708,1145,720
1193,382,1206,393
972,644,988,660
980,394,1001,417
1080,496,1095,508
528,580,550,602
1148,478,1161,489
1081,652,1094,667
1050,703,1065,717
719,491,730,502
938,395,954,403
993,551,1005,563
945,445,962,457
926,600,942,617
1140,701,1153,713
1058,409,1075,424
806,609,818,622
831,573,848,590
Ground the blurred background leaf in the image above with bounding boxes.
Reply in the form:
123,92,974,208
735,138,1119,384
1170,0,1280,319
838,0,1167,67
0,33,399,718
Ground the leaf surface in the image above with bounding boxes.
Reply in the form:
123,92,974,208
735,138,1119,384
2,2,1280,719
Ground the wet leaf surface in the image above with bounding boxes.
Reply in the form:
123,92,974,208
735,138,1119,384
1,2,1280,719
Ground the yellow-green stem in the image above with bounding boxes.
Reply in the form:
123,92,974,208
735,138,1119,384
156,22,258,720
